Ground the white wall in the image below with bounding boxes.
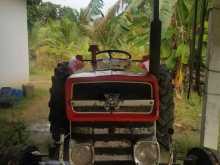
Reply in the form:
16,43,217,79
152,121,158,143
0,0,29,86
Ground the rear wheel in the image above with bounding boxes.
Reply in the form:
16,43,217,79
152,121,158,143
157,65,175,149
184,147,220,165
48,62,70,142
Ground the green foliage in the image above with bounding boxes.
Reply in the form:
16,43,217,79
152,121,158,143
176,43,189,64
85,0,104,18
30,18,90,69
88,0,151,54
27,0,42,31
176,0,191,26
59,7,79,21
160,0,177,34
0,120,29,150
28,0,210,75
0,121,30,165
27,0,80,31
174,93,202,155
38,2,62,22
27,1,99,68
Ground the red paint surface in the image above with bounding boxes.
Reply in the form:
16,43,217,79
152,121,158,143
65,71,160,122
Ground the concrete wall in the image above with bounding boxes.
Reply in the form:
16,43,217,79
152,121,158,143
0,0,29,86
201,0,220,150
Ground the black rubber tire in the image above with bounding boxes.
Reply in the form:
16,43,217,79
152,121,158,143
157,65,175,149
184,147,220,165
48,62,70,142
20,145,41,165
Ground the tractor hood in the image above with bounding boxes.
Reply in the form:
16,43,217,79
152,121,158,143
69,70,146,79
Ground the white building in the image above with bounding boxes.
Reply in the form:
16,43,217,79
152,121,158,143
0,0,29,86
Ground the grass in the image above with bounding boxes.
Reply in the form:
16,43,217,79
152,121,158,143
0,70,51,154
0,87,49,143
174,93,202,156
175,133,200,154
0,86,49,160
0,87,48,122
175,93,202,130
30,63,52,77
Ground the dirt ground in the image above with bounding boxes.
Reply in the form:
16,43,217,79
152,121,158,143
25,74,52,152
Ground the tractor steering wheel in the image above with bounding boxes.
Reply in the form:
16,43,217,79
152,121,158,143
95,50,132,61
94,50,132,70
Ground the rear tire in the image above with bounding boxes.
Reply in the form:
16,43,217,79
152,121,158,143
157,65,175,149
185,147,220,165
48,62,70,142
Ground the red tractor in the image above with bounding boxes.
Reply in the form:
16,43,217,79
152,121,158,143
49,47,174,165
48,1,174,163
46,1,219,165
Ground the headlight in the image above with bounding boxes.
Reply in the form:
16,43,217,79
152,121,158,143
134,141,160,165
71,143,94,165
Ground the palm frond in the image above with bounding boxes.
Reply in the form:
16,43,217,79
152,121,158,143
160,0,178,34
84,0,104,20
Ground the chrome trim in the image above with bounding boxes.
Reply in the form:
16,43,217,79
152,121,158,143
134,140,160,165
71,100,154,114
72,100,154,107
70,141,95,165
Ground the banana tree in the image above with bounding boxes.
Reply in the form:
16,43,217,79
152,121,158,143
160,0,210,96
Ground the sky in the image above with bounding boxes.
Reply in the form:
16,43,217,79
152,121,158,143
42,0,118,13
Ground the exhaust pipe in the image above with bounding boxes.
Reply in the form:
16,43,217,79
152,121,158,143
149,0,162,77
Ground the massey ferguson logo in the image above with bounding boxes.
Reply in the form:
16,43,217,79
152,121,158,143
104,94,120,111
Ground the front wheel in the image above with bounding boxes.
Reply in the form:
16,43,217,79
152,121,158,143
157,65,175,149
184,147,220,165
48,62,70,141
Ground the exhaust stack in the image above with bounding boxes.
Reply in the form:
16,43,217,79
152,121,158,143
149,0,162,77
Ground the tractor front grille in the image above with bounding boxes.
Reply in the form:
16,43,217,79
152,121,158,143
71,122,155,165
72,82,153,114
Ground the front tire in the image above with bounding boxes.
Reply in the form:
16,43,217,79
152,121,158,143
48,62,70,142
157,65,175,149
